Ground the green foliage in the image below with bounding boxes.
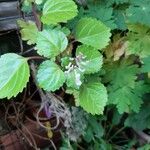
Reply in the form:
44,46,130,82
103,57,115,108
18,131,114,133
104,59,149,114
138,144,150,150
108,81,149,114
127,24,150,57
18,20,38,45
76,45,103,74
75,18,111,49
126,0,150,26
85,5,117,29
2,0,150,149
83,115,104,142
78,77,108,115
141,56,150,73
0,53,30,99
104,59,139,89
37,60,65,91
36,29,68,58
41,0,78,25
125,104,150,130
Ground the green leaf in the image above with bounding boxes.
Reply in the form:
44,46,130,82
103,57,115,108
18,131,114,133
127,24,150,58
126,0,150,26
41,0,78,25
108,82,149,114
18,20,38,45
138,144,150,150
37,60,65,91
103,59,149,114
76,45,103,74
85,5,117,29
65,69,84,89
36,29,68,58
141,56,150,73
79,78,108,115
114,9,127,30
0,53,30,99
104,58,139,89
125,104,150,131
75,17,111,49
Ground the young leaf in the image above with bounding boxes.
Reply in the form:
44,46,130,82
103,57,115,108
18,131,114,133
79,78,108,115
37,60,65,91
18,20,38,45
75,17,111,49
36,29,68,58
76,45,103,74
127,24,150,58
0,53,30,99
65,68,84,89
41,0,78,25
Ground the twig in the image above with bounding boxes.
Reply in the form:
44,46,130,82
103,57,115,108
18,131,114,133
20,47,35,55
134,129,150,143
27,56,45,60
32,3,42,31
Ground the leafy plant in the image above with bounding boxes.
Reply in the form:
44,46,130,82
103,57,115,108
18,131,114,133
1,0,150,149
0,0,111,115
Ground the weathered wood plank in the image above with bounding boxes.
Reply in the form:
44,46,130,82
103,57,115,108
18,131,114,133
0,2,34,31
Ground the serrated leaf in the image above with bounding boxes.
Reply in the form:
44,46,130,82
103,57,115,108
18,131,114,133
65,69,84,89
75,18,111,49
126,0,150,26
0,53,30,99
41,0,78,25
127,24,150,58
141,56,150,73
125,104,150,131
103,59,149,114
104,58,139,89
85,5,117,29
108,82,149,114
79,78,108,115
76,45,103,74
37,60,65,91
114,9,127,30
36,29,68,58
18,20,38,45
127,25,150,57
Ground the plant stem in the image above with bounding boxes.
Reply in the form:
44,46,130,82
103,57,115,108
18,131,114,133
27,56,45,60
108,127,125,142
32,3,42,31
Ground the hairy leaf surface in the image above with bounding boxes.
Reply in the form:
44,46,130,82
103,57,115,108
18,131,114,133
37,60,65,91
79,78,108,115
75,18,111,49
42,0,78,24
76,45,103,74
36,29,68,58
